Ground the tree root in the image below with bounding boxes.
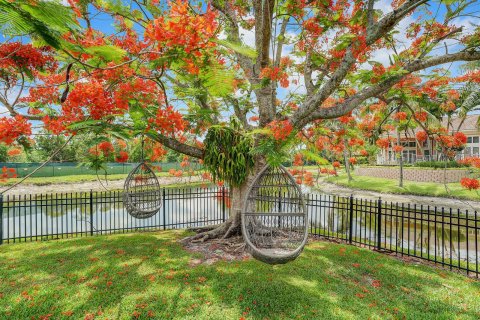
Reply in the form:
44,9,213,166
181,218,242,244
187,224,221,233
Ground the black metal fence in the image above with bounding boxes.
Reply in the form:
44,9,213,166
0,188,478,277
0,188,227,243
307,194,479,277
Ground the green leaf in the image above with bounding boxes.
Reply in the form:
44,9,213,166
84,45,127,62
0,0,78,49
300,150,329,165
201,65,236,97
128,103,148,130
215,39,257,59
67,119,104,130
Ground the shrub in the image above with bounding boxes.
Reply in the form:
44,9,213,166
415,161,467,169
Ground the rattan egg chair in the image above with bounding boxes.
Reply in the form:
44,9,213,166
123,162,162,219
241,165,308,264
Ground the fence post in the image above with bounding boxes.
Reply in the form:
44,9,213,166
0,194,3,245
376,197,382,250
89,190,94,236
222,186,226,222
162,188,166,230
348,194,354,244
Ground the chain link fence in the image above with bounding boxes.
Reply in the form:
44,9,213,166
0,162,201,178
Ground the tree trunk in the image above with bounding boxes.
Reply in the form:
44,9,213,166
396,130,404,188
183,156,266,242
343,138,353,182
343,147,353,182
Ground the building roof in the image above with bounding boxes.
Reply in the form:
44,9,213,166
382,114,480,139
444,114,480,132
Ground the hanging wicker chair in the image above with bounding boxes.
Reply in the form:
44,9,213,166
241,165,308,265
123,162,162,219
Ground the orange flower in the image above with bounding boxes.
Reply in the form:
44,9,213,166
460,177,479,190
416,131,428,143
7,148,21,156
376,138,390,149
392,145,404,153
115,151,129,163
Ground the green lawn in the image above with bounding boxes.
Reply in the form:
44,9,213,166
0,172,201,187
0,231,478,319
325,173,480,201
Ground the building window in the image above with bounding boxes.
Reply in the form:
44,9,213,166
474,147,479,155
402,141,416,148
473,136,479,144
468,137,472,143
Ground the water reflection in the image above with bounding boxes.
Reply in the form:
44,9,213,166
1,188,225,241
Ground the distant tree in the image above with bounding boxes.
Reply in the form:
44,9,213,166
0,143,7,162
28,133,77,162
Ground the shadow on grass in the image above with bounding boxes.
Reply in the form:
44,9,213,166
0,231,479,319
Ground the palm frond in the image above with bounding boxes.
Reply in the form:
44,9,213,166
0,0,78,49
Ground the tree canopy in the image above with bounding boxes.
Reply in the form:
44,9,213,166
1,0,480,195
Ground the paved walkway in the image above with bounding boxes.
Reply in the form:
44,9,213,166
1,176,203,196
3,174,479,212
315,177,480,212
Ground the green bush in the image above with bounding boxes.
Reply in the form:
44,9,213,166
414,160,467,169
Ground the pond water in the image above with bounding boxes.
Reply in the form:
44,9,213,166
1,188,225,241
1,188,478,269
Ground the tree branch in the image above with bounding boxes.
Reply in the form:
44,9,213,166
291,0,429,127
146,131,204,159
294,50,480,127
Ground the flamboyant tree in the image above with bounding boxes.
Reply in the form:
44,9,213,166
1,0,480,241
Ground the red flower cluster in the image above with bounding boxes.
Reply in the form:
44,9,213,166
293,153,303,166
436,132,467,149
267,120,293,141
150,143,167,162
144,1,217,61
392,145,404,153
7,148,22,157
440,101,456,112
348,138,364,147
376,138,391,149
0,42,56,76
349,157,358,165
332,161,341,168
98,141,114,155
392,112,408,121
260,67,289,88
168,169,183,177
0,115,32,145
414,111,428,122
1,167,17,182
290,169,314,186
458,157,480,168
115,151,129,163
460,177,480,191
416,131,428,143
151,106,186,136
338,113,355,124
